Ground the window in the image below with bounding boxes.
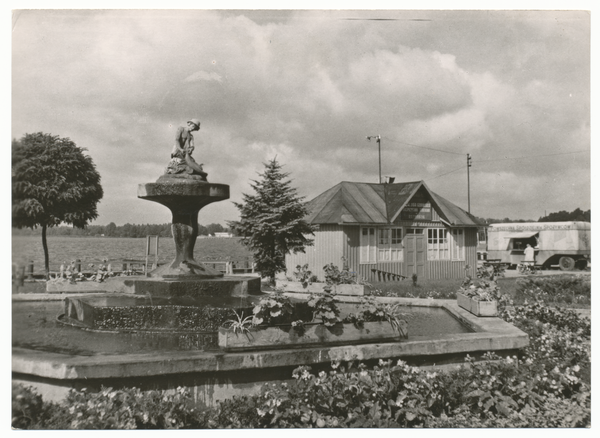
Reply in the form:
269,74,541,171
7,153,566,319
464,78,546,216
512,234,539,250
451,229,465,260
427,228,449,260
378,228,403,262
360,227,376,263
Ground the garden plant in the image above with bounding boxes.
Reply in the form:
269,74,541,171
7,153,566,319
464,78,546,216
13,281,591,429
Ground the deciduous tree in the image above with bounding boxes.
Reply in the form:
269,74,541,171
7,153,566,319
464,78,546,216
231,158,314,284
12,133,103,278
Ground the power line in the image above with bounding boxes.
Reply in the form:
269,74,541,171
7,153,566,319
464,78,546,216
473,150,588,163
424,165,465,181
382,136,464,156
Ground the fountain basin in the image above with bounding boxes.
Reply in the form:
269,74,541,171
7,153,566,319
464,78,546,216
12,296,528,407
61,295,255,332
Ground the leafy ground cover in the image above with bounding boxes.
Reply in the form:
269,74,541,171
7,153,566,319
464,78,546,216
368,274,591,309
12,270,591,428
13,297,591,429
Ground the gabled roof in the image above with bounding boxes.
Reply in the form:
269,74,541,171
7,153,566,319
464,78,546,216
305,180,482,227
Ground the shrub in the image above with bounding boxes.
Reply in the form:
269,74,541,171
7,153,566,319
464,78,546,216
12,386,206,430
515,275,591,305
323,257,357,285
306,292,341,326
12,383,59,429
251,291,296,326
291,264,318,287
13,299,591,429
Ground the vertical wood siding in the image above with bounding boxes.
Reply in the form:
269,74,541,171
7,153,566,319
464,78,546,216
286,226,478,282
284,225,345,281
426,228,478,279
344,226,405,283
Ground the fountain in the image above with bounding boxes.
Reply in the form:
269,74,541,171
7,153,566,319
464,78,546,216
57,119,261,345
12,120,529,408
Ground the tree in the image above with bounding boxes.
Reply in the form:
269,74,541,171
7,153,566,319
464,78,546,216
539,208,591,222
104,222,117,237
12,133,103,278
231,159,314,284
206,223,225,236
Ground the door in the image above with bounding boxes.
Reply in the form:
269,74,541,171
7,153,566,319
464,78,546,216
405,230,426,278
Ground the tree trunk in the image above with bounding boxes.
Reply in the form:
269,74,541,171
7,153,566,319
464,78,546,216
42,224,50,280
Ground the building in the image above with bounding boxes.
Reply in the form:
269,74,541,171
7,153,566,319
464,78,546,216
285,180,483,282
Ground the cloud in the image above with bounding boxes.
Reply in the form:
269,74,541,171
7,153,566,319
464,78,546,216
11,10,590,226
184,71,223,83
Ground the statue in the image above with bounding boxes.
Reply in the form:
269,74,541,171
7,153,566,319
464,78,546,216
165,118,208,181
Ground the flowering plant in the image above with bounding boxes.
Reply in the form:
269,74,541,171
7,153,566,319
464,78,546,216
251,291,296,326
306,292,341,326
459,277,499,302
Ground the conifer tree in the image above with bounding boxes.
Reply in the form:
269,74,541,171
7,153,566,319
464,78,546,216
231,158,314,284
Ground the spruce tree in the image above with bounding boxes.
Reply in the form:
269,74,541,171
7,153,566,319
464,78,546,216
232,158,314,284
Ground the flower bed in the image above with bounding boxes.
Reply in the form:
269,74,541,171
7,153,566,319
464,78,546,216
457,292,498,317
218,292,407,351
218,320,407,351
456,277,502,317
275,280,365,296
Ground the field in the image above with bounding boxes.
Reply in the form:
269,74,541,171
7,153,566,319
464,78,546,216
12,235,254,274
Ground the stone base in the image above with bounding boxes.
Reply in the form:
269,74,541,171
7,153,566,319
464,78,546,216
127,276,262,299
148,260,224,279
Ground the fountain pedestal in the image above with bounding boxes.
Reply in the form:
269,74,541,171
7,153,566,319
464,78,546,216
138,175,229,279
132,175,261,299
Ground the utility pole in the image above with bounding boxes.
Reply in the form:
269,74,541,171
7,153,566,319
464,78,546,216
467,153,472,213
367,135,382,183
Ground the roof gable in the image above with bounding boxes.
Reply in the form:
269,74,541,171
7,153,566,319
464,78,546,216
305,180,481,227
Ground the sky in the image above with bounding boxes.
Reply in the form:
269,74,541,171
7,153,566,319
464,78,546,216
11,6,592,227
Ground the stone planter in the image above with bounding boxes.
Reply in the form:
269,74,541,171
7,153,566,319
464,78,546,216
218,320,407,351
275,280,365,296
457,292,498,317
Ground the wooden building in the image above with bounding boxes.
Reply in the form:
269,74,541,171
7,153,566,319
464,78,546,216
285,180,483,282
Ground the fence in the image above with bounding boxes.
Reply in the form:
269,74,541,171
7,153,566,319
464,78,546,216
12,256,255,281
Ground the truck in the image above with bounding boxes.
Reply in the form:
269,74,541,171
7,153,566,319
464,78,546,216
486,221,590,271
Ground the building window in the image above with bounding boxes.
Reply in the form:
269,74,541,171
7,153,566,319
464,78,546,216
360,227,377,264
378,228,403,262
451,229,465,260
427,228,449,260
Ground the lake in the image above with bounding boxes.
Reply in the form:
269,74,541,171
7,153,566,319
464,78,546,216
11,235,254,272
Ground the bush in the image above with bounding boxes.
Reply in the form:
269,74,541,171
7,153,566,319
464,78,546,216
323,257,358,285
13,300,591,429
12,386,206,430
515,275,591,306
291,264,318,287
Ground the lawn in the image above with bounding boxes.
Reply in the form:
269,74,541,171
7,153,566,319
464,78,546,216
367,273,591,309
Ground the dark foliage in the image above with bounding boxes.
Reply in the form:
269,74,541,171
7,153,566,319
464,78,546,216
231,159,314,283
12,133,103,277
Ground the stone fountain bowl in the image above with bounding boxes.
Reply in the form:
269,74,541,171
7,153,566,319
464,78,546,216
59,294,258,333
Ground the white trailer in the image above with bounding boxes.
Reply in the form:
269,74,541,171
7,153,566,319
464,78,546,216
487,221,590,270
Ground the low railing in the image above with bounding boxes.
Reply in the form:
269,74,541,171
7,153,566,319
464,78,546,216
13,257,255,281
371,269,407,282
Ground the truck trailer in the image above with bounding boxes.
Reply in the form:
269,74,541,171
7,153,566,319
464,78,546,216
486,221,590,270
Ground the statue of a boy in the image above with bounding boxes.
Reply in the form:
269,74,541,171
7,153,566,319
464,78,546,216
165,119,208,180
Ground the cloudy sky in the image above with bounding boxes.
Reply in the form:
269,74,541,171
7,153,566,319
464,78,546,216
11,8,591,227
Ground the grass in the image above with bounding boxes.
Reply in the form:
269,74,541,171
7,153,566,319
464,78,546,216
367,273,590,310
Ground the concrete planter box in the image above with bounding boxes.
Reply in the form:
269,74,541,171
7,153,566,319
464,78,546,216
457,292,498,317
275,280,365,296
218,320,407,351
